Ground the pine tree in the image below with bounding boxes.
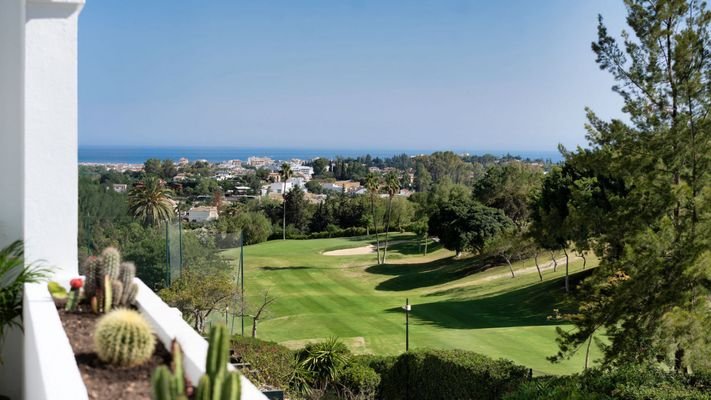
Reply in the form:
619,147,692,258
552,0,711,372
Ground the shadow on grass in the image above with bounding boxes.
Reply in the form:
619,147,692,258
386,240,443,256
260,266,315,271
366,255,495,291
385,271,592,329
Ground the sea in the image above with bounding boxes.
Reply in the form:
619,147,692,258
78,146,563,164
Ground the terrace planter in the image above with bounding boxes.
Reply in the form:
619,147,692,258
23,278,267,400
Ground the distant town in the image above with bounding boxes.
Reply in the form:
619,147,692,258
80,152,554,223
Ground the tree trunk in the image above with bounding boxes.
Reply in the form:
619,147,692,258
581,252,587,269
551,251,557,272
371,195,382,264
534,252,543,281
383,196,393,263
252,318,258,338
506,256,515,278
424,233,428,255
563,248,569,293
674,347,685,373
584,334,593,370
282,182,287,240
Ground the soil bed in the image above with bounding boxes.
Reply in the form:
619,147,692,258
57,306,170,400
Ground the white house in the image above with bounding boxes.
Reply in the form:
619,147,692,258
322,182,344,192
264,177,306,195
187,206,219,222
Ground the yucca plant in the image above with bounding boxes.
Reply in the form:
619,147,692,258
0,240,51,364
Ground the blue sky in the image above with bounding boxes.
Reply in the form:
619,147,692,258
79,0,627,152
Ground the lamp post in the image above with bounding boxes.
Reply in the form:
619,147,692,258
402,298,411,352
403,298,411,400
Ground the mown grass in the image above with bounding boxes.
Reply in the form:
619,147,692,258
220,233,602,375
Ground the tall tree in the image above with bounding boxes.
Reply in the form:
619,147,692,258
428,197,511,258
127,177,175,227
382,172,401,263
279,163,293,240
550,0,711,372
473,162,543,230
364,172,383,264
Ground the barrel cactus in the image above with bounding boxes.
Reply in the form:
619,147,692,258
94,309,155,367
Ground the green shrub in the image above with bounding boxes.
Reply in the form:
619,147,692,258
380,349,528,400
504,364,711,400
336,362,380,400
351,354,397,377
231,336,294,390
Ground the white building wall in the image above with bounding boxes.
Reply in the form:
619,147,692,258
0,0,25,250
24,0,84,277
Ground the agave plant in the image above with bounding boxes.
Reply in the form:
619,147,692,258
0,240,51,363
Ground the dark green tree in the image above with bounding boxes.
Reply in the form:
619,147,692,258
428,197,511,257
550,0,711,372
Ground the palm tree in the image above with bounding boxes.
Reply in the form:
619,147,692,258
128,177,175,226
365,172,382,264
279,163,293,240
382,172,400,263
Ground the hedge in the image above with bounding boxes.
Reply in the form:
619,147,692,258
504,364,711,400
336,362,381,400
230,336,294,392
380,349,528,400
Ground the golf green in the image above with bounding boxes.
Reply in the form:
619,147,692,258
221,234,601,375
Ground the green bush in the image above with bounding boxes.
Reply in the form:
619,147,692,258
504,364,711,400
231,336,294,391
351,354,397,377
380,349,528,400
336,362,381,400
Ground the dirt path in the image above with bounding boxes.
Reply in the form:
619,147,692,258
322,240,410,256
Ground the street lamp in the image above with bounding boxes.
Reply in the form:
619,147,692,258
402,298,412,400
402,298,411,352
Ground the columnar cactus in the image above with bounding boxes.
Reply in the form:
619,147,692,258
151,340,188,400
152,325,241,400
94,309,155,367
82,256,101,297
197,325,241,400
85,247,140,312
101,247,121,280
118,261,138,305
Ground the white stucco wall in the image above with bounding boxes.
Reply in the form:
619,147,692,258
0,0,25,251
24,0,84,277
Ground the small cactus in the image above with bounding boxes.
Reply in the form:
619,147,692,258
152,325,240,400
94,309,155,367
119,262,136,301
86,248,140,312
151,340,189,400
111,280,123,307
101,247,121,280
103,275,113,313
152,366,174,400
125,282,139,305
83,256,101,297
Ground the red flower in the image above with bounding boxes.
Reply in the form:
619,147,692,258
70,278,83,290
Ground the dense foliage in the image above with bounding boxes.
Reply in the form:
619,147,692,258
504,364,711,400
541,0,711,373
379,349,528,400
230,336,295,393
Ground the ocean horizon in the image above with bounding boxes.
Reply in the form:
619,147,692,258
78,146,564,164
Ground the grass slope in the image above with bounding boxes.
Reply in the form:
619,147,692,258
221,233,602,375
